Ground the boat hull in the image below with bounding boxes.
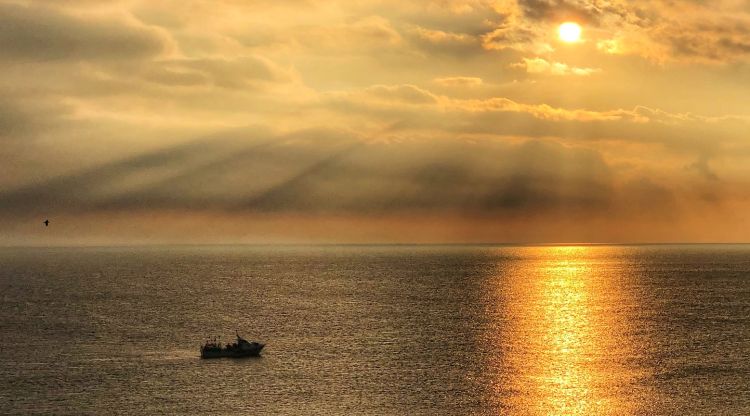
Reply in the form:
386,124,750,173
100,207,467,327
200,343,264,359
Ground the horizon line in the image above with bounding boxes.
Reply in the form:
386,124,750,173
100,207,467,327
2,242,750,249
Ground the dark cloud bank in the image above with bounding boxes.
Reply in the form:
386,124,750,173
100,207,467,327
0,130,674,221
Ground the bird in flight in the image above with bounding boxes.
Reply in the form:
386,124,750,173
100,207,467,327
43,219,49,227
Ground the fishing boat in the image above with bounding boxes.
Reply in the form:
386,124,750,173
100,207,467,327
201,332,264,358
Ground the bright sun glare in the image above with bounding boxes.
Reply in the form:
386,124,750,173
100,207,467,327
558,22,582,43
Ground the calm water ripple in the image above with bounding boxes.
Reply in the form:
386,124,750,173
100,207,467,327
0,245,748,415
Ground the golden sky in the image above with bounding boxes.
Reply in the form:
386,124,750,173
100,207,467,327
2,0,750,244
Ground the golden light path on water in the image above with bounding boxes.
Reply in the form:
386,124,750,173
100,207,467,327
541,246,599,414
484,246,643,415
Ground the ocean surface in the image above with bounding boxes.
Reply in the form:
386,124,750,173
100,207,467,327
0,245,748,415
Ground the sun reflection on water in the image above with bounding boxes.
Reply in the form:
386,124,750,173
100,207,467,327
540,246,595,414
486,245,638,415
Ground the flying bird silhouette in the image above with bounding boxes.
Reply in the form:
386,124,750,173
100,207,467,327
43,219,49,227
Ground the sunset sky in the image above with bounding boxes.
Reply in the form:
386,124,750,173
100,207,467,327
2,0,750,244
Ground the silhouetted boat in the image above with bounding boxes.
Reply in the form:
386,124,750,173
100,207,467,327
201,332,264,358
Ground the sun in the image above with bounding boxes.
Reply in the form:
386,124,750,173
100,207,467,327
558,22,582,43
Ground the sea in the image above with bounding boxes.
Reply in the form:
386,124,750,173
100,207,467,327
0,244,748,415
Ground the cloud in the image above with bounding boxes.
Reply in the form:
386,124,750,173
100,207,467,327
474,0,750,63
408,26,481,55
4,117,739,219
0,3,173,62
331,84,440,106
448,97,629,121
140,56,296,88
411,26,474,44
316,83,750,181
0,97,45,139
481,22,551,53
232,15,402,54
326,83,641,123
433,76,484,86
359,0,500,37
4,126,750,244
658,19,750,62
512,57,601,75
295,15,402,51
596,1,750,63
0,94,76,141
686,155,720,182
2,0,750,243
518,0,605,24
0,131,620,217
